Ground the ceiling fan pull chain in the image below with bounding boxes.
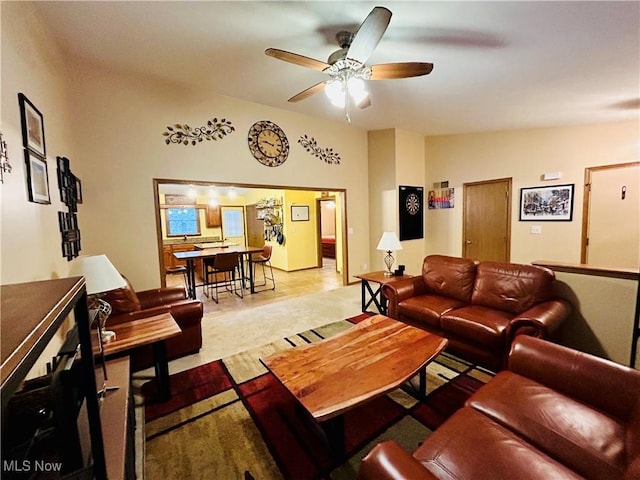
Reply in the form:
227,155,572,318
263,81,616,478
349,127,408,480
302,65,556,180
345,81,352,124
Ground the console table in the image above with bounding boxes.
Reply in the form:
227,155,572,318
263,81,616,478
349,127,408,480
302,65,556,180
102,312,181,402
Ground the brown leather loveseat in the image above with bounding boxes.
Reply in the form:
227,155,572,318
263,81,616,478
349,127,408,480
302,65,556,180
358,335,640,480
103,276,203,370
382,255,571,370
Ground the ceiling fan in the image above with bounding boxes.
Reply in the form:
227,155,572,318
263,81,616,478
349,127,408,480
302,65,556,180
265,6,433,123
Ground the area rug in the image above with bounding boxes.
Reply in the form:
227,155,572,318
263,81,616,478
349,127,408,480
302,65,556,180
143,313,494,480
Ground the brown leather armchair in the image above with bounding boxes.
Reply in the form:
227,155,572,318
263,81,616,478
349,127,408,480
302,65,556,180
102,277,203,371
358,336,640,480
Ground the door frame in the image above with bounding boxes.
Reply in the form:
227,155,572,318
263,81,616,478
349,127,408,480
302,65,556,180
153,178,349,287
581,161,640,263
462,177,512,261
316,196,338,269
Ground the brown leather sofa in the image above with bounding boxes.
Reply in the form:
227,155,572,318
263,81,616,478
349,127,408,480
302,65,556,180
102,277,203,371
382,255,571,370
358,335,640,480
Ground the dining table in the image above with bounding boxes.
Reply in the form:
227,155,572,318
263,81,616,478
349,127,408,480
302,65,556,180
173,245,265,299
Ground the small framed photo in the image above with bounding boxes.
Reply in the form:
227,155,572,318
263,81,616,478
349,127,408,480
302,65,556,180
25,150,51,204
75,177,83,204
18,93,46,158
291,204,309,222
519,184,574,221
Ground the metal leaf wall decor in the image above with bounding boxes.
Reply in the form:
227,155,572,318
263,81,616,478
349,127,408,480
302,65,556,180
298,135,341,165
163,118,235,146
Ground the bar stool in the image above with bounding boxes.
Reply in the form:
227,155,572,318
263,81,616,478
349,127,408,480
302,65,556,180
204,252,243,303
165,265,188,286
251,245,275,291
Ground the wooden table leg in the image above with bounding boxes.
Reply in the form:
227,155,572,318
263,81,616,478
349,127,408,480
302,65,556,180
153,340,171,402
321,415,345,461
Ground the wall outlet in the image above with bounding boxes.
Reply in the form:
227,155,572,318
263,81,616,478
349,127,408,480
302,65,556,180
531,225,542,234
361,264,368,271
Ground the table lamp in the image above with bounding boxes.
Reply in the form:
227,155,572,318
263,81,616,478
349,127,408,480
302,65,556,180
376,232,403,277
70,254,126,343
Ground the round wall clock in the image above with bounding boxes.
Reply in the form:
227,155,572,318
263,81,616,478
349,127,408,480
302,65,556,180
247,120,289,167
406,193,421,215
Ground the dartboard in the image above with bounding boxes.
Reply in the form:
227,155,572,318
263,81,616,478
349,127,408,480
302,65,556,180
405,193,420,215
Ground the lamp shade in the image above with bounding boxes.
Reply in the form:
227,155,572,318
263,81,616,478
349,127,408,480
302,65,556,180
376,232,403,252
69,254,126,295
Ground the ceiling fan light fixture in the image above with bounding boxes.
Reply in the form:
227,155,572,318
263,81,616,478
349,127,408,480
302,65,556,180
325,79,346,108
347,77,368,105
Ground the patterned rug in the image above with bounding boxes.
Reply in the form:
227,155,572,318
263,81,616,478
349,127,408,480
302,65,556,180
143,313,494,480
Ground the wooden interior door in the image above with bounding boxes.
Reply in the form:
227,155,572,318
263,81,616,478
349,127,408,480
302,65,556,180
245,204,264,247
463,178,511,262
582,162,640,268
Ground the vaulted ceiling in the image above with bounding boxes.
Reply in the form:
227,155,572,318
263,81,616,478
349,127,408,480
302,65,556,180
32,1,639,135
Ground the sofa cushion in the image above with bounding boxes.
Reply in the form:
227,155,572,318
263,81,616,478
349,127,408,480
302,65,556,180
102,275,141,315
467,371,626,480
398,294,466,329
413,407,584,480
423,255,477,304
471,262,554,314
440,305,512,349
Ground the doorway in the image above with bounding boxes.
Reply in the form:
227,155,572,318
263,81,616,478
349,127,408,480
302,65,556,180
463,178,512,262
581,162,640,268
153,179,348,287
317,197,337,270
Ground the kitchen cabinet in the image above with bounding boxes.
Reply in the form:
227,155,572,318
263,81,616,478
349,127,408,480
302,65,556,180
206,205,221,227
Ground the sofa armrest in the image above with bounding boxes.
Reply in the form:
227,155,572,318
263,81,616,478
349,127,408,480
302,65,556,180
508,336,640,420
507,299,571,340
168,299,203,328
357,441,436,480
382,277,426,318
106,305,171,326
136,286,188,309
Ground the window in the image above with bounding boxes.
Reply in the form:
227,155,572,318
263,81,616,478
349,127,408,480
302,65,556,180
222,209,244,237
166,208,200,236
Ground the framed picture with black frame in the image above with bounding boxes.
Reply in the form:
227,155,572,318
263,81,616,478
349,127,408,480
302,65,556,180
24,150,51,204
291,205,309,222
18,93,46,158
519,184,574,221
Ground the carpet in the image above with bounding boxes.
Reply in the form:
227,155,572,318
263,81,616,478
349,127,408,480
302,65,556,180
143,313,494,480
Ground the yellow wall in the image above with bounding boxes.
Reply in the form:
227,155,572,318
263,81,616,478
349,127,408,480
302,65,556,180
284,190,319,271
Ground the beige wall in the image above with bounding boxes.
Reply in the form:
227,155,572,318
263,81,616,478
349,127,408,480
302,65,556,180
549,270,638,367
425,121,640,264
73,62,370,289
367,129,427,275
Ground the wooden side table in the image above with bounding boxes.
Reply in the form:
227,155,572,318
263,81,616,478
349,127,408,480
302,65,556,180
101,312,181,402
354,271,416,315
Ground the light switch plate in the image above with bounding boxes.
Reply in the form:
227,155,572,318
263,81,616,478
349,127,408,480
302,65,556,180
531,225,542,234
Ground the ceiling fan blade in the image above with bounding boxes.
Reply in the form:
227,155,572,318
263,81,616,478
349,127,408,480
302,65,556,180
369,62,434,80
346,7,392,64
288,81,327,103
265,48,329,72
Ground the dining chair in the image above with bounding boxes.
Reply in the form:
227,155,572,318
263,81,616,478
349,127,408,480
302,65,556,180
251,245,275,291
204,251,243,303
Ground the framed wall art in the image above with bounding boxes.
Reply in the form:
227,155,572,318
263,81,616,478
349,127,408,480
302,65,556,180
18,93,46,158
24,150,50,204
291,205,309,222
58,211,81,260
519,184,574,221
